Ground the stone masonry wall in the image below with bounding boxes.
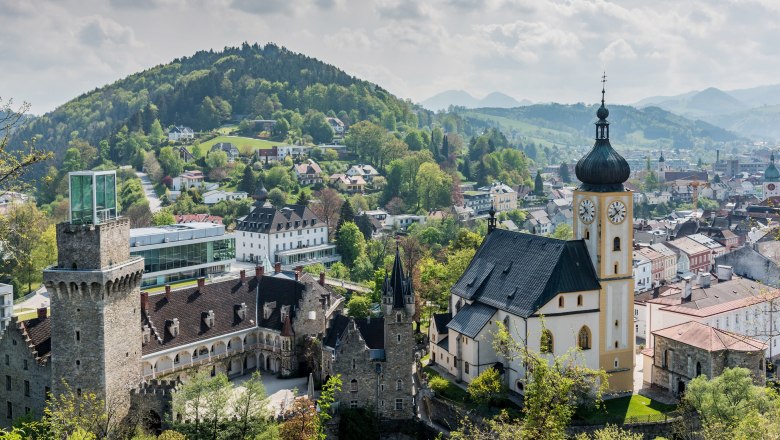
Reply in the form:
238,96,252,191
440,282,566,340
0,325,52,427
55,218,131,270
332,322,382,412
381,308,415,420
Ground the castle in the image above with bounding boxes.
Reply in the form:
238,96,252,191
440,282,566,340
0,170,345,428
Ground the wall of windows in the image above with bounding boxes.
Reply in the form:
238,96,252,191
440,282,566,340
132,239,235,274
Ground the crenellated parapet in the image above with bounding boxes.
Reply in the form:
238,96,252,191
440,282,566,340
43,257,144,301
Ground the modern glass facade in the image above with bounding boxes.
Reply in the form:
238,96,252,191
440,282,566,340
133,239,234,274
69,171,117,224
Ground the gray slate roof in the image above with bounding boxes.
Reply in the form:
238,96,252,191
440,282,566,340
446,303,496,338
452,229,600,318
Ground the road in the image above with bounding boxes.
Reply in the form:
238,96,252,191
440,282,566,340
136,172,162,213
325,277,372,294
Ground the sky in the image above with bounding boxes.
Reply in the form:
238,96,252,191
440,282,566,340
3,0,780,114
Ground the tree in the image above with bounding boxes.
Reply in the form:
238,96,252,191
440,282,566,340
559,163,571,183
203,373,232,440
467,367,506,407
239,164,257,194
125,202,152,228
644,171,658,192
355,214,374,240
534,171,544,196
158,147,184,177
0,203,54,295
231,371,270,439
62,147,83,172
173,371,211,436
0,98,52,194
303,111,334,144
346,295,371,318
280,398,318,440
152,209,175,226
310,188,343,239
336,222,366,266
575,425,642,440
336,199,355,238
416,162,452,211
148,119,165,145
267,188,287,208
344,121,384,164
143,151,164,182
404,130,425,151
42,380,118,439
316,375,342,440
205,150,228,170
296,191,310,206
551,223,573,240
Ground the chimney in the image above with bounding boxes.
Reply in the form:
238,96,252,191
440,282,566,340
700,272,712,288
295,271,300,281
240,270,246,283
141,291,149,311
197,277,205,290
165,284,172,300
717,265,733,281
682,275,693,302
275,262,282,274
319,272,326,286
36,308,47,320
255,265,264,278
295,265,303,274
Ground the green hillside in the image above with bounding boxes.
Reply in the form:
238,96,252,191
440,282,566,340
458,103,742,150
10,43,426,171
196,135,277,152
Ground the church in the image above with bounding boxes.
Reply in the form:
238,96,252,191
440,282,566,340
429,86,635,393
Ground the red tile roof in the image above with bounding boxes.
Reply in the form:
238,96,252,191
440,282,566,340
653,321,766,352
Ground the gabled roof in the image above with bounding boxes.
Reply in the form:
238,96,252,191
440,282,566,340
451,229,600,318
236,204,320,234
447,303,496,338
653,321,766,352
322,314,385,350
432,313,452,334
18,316,51,363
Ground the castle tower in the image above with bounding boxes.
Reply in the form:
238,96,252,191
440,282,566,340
572,79,634,391
43,171,144,420
381,247,415,417
763,152,780,200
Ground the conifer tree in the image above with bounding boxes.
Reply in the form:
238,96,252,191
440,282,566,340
534,170,544,195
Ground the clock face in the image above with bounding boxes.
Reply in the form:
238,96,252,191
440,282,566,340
578,199,595,224
769,184,776,191
608,201,627,224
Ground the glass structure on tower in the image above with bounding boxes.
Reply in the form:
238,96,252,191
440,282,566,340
69,171,117,224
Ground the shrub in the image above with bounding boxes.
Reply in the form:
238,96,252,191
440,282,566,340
429,376,449,394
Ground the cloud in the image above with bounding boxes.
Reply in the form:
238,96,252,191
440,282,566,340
599,39,637,63
78,16,138,48
375,0,430,21
230,0,295,15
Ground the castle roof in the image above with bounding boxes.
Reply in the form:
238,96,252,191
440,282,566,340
322,314,385,350
452,229,600,318
236,204,320,234
18,316,51,364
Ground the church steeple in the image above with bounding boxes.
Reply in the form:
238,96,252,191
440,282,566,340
384,245,413,310
487,203,497,234
574,74,631,192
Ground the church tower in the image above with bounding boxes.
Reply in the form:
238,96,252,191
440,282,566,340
381,247,415,417
43,171,144,421
763,152,780,200
572,80,634,391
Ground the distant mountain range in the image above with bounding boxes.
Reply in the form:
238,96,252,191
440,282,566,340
635,84,780,140
421,90,531,111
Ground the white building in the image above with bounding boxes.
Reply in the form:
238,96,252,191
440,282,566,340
384,214,426,231
0,284,12,333
644,268,780,360
633,252,652,293
172,170,206,192
235,203,339,269
202,190,248,205
346,164,380,183
430,96,635,392
167,125,195,143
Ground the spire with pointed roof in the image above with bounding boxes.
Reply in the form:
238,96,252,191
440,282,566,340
253,178,269,205
384,244,413,310
487,202,497,234
765,151,780,183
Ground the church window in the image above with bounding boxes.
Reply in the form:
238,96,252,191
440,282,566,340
613,237,621,251
614,341,619,348
395,399,403,410
614,320,619,327
578,326,591,350
350,379,358,393
6,402,12,419
696,361,702,377
577,295,583,306
381,384,384,391
614,263,619,274
558,296,564,308
541,330,554,353
396,380,403,391
585,230,590,240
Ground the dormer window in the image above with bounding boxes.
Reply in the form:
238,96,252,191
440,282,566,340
202,310,215,329
281,305,291,321
263,301,277,320
167,319,180,338
235,303,247,321
143,325,151,344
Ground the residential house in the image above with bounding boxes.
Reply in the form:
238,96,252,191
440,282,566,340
523,209,553,235
688,233,727,260
346,164,380,183
716,243,780,287
326,117,345,135
330,174,366,193
666,236,712,274
256,145,312,164
171,170,205,192
633,252,652,293
177,146,195,163
167,126,195,143
293,159,323,186
462,190,491,216
202,190,248,205
479,182,517,212
384,214,426,231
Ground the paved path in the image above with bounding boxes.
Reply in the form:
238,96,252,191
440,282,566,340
325,278,372,294
136,172,161,213
13,287,49,314
230,373,309,417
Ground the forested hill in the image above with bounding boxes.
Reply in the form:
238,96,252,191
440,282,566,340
11,43,424,166
458,103,742,150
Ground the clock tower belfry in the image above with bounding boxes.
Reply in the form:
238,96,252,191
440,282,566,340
572,77,634,391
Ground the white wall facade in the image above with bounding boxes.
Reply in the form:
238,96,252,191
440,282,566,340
633,259,652,293
237,225,328,264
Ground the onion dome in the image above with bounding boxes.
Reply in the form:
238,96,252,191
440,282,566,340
575,80,631,192
253,178,268,204
659,151,665,163
765,152,780,182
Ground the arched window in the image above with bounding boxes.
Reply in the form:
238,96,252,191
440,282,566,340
585,230,590,240
578,326,591,350
558,296,564,308
614,263,619,274
577,295,583,306
696,361,702,377
613,237,621,251
350,379,358,393
541,330,553,353
396,379,403,391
